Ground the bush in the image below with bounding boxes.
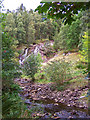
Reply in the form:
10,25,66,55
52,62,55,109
75,61,87,69
23,53,42,81
2,84,26,118
45,59,71,85
79,32,89,63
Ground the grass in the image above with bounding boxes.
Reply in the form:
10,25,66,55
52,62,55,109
35,79,51,84
42,52,80,68
39,52,88,90
35,71,51,84
21,74,30,79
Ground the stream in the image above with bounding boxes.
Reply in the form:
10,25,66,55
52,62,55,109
19,91,90,119
18,43,90,119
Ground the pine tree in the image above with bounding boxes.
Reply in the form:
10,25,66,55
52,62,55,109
16,13,26,45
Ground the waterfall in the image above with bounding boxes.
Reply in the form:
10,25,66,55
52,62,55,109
19,45,41,66
19,48,28,66
33,46,39,55
22,48,28,58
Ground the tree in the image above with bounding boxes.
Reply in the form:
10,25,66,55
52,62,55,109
2,12,25,118
35,2,89,24
16,13,26,45
67,18,81,49
5,13,17,37
53,24,69,50
53,14,81,51
79,9,90,46
27,21,35,44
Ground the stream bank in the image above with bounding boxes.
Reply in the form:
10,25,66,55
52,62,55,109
14,78,90,119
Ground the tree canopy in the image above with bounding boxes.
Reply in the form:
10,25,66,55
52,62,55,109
35,2,89,24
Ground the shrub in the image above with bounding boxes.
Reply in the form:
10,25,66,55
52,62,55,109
2,84,26,118
45,59,71,85
79,32,89,63
23,53,42,81
75,61,87,69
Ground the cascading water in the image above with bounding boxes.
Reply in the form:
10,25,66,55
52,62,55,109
33,45,39,55
19,46,41,66
19,48,29,66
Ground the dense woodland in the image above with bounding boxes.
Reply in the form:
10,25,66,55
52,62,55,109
2,2,89,119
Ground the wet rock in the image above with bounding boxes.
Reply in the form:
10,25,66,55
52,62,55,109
38,88,41,91
68,116,73,118
25,99,31,104
41,96,47,99
15,77,89,110
33,98,40,101
79,105,85,108
80,96,86,99
20,86,25,89
54,103,58,106
31,90,38,93
24,93,29,97
55,99,58,102
67,104,71,107
71,110,77,115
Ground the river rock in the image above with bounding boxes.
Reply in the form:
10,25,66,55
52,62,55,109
38,88,41,91
25,99,31,104
67,104,71,107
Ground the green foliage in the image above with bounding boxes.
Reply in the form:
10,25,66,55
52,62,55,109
16,13,26,45
53,14,81,51
23,53,42,81
34,70,50,83
35,2,89,24
2,30,18,90
45,59,71,85
5,13,16,36
2,12,27,118
79,9,90,49
5,5,61,46
67,19,81,49
2,84,26,118
27,21,35,44
53,24,69,50
75,61,87,69
79,32,89,63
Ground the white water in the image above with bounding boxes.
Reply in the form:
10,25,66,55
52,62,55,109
19,48,28,66
22,48,28,58
33,46,39,55
19,46,41,66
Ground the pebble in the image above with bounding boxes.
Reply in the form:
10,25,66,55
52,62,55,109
38,88,41,91
67,104,71,107
54,103,58,106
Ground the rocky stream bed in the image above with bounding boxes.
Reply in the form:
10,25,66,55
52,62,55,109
17,42,90,119
14,78,90,119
